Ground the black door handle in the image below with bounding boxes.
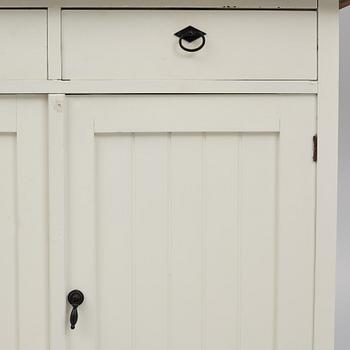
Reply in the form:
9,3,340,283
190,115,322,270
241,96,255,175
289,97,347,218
174,25,207,52
67,290,84,330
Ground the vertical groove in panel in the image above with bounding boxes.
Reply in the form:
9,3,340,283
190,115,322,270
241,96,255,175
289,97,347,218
93,124,98,350
95,135,100,350
273,135,280,350
131,134,136,350
0,134,17,350
95,136,101,350
166,133,172,350
201,133,207,350
236,134,242,350
95,128,98,350
15,136,19,350
15,97,20,350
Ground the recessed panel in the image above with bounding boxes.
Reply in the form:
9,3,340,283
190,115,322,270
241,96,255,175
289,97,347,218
0,10,47,79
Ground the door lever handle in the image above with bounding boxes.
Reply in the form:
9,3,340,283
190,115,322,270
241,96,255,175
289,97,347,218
67,290,84,330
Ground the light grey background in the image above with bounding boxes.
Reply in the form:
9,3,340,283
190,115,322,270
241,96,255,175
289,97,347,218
336,7,350,350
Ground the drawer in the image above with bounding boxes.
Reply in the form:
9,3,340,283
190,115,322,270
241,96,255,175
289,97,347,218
0,10,47,79
62,10,317,81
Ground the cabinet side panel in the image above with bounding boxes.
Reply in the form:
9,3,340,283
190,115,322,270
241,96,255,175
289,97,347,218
314,2,339,350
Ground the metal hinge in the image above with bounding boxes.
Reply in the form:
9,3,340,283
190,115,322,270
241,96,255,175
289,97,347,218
313,135,318,162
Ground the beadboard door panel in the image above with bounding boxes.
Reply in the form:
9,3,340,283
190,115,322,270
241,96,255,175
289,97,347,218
57,94,316,350
0,96,48,350
61,10,317,80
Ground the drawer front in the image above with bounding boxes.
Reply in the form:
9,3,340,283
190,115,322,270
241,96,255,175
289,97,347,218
62,10,317,80
0,10,47,79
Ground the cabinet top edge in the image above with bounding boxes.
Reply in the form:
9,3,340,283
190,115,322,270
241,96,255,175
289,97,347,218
0,0,317,10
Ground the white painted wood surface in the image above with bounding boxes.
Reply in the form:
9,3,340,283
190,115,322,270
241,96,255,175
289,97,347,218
48,7,62,80
0,3,339,350
0,80,318,94
58,94,316,350
0,0,318,9
62,10,317,80
0,96,48,350
0,10,47,79
314,1,339,350
48,95,67,350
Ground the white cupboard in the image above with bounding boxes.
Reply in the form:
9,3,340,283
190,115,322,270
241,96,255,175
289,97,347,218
0,2,339,350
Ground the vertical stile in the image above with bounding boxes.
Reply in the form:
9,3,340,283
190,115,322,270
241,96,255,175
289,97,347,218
314,2,339,350
276,96,316,350
68,96,97,350
48,94,66,350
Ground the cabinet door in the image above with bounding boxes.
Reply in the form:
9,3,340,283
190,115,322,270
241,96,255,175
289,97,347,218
0,96,48,350
57,95,316,350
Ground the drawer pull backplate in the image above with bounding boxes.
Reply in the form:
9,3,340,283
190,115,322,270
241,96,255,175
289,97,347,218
174,25,206,52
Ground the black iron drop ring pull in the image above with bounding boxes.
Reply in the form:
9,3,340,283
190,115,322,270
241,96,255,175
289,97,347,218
179,35,206,52
174,25,207,53
68,290,84,330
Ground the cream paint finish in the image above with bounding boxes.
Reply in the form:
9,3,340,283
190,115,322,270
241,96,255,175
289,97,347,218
0,10,47,79
0,0,318,8
0,80,318,94
58,94,317,350
0,96,48,350
62,10,317,80
314,1,339,350
0,3,339,350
